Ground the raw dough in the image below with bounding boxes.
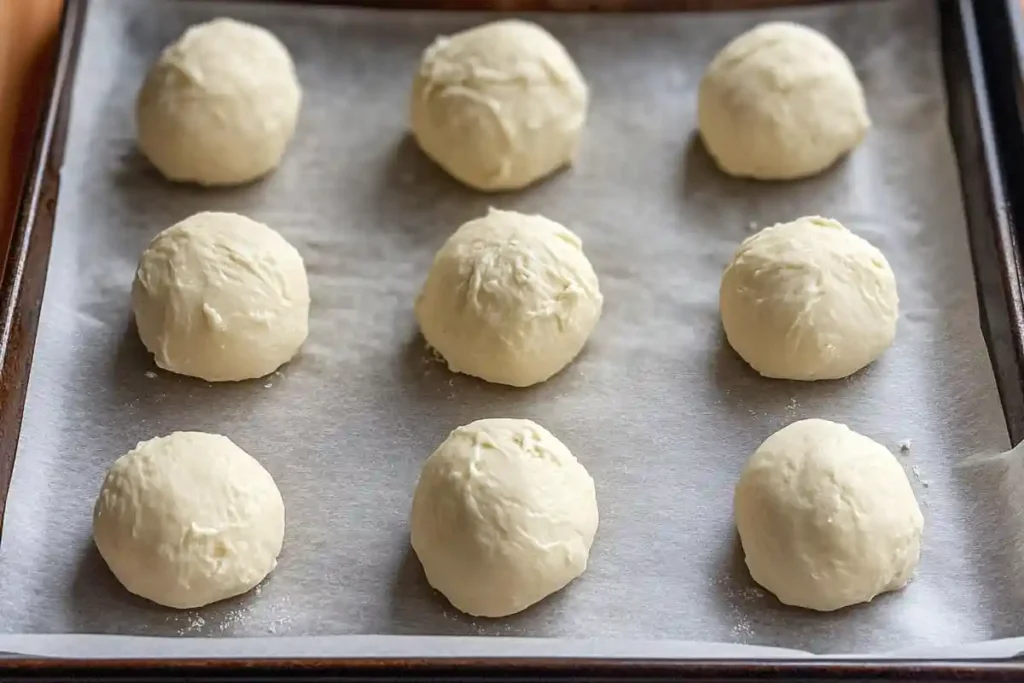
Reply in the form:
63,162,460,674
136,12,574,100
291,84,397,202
136,18,302,186
92,432,285,609
734,419,923,612
410,20,588,192
414,208,603,387
698,22,870,180
719,216,897,381
409,418,599,617
132,211,310,382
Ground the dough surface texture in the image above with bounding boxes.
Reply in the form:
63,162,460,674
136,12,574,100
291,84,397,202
136,17,302,186
410,418,599,618
132,211,310,382
734,419,923,612
410,19,588,192
719,216,897,381
698,22,869,180
415,208,602,387
93,431,285,610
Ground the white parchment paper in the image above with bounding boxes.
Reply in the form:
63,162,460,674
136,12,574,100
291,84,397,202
0,0,1019,658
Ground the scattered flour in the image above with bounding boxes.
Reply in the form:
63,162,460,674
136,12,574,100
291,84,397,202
179,614,205,635
731,618,754,638
217,607,249,632
174,585,291,636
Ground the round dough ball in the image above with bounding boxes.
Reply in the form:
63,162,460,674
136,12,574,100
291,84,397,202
698,22,870,180
414,208,602,387
93,432,285,609
136,18,302,186
719,216,897,381
132,211,310,382
734,419,923,612
410,418,599,617
410,20,588,192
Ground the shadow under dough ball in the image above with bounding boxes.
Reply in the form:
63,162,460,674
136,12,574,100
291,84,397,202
409,418,599,618
719,216,898,381
697,22,870,181
132,211,310,382
92,431,285,610
409,19,589,192
136,17,302,186
414,208,603,387
734,418,923,612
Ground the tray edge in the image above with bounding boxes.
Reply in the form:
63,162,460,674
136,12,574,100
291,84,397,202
945,0,1024,446
0,0,86,535
3,657,1024,680
1,0,1023,677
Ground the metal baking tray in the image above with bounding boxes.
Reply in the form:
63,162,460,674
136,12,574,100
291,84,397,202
3,0,1024,679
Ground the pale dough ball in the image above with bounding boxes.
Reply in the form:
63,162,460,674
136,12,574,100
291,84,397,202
410,20,588,192
410,418,599,617
719,216,897,381
414,208,603,387
698,22,870,180
734,419,923,611
93,432,285,609
136,18,302,186
132,211,310,382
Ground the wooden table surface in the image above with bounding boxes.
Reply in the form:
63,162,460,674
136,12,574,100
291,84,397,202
0,0,64,270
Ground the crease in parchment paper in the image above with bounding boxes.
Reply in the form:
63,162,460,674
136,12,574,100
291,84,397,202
0,0,1015,657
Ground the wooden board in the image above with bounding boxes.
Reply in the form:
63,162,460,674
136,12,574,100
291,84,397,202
0,0,64,283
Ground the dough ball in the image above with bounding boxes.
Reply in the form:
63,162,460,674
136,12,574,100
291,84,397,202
719,216,897,381
136,18,302,186
410,418,599,617
734,419,923,611
132,211,310,382
415,208,602,387
410,20,588,192
698,22,869,180
93,432,285,609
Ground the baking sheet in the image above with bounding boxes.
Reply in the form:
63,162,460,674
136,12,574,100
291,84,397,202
0,0,1016,658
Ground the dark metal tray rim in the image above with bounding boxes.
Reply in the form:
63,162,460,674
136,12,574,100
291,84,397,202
3,0,1024,677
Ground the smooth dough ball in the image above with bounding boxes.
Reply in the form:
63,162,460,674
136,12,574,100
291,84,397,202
719,216,897,381
132,211,310,382
93,432,285,609
410,418,599,617
415,208,603,387
136,18,302,186
410,20,588,192
698,22,870,180
734,419,923,611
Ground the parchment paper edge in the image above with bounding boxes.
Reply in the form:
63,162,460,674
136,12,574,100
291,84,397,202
0,634,1022,660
